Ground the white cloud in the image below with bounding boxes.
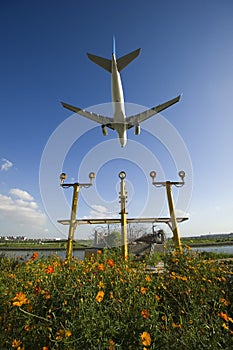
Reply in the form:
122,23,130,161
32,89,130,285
1,158,13,172
0,189,47,234
82,204,117,219
9,188,34,201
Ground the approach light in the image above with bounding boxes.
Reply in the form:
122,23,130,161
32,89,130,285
60,173,67,184
150,171,157,181
119,171,126,180
89,172,96,182
178,170,185,182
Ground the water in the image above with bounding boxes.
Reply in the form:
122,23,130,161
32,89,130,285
0,249,85,260
1,245,233,260
191,245,233,255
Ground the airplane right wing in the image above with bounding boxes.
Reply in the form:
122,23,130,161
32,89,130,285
61,101,114,127
125,95,181,129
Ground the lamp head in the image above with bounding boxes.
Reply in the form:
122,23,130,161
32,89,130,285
150,171,157,181
89,172,96,183
119,171,126,180
60,172,67,184
178,170,185,181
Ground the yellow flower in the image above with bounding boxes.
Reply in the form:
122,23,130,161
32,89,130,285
98,281,105,289
96,290,104,303
12,292,30,307
140,331,151,346
56,329,65,341
222,322,229,331
65,330,72,337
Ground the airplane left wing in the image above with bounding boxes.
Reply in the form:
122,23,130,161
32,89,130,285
61,101,114,126
125,95,181,129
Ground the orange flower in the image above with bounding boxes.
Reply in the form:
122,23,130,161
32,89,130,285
42,347,49,350
42,290,51,300
45,265,54,274
141,309,150,319
219,312,229,322
108,339,115,350
220,298,230,307
96,290,104,302
155,294,161,301
145,275,151,282
140,331,151,346
24,324,30,331
140,287,147,294
172,322,182,329
97,263,104,271
30,252,39,260
12,339,21,348
12,292,30,307
34,285,41,295
107,259,115,267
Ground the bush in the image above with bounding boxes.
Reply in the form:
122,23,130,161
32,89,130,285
0,249,233,349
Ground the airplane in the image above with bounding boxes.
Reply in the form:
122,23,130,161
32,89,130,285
61,38,181,147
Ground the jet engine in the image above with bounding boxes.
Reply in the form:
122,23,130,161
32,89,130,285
101,125,108,136
135,124,140,135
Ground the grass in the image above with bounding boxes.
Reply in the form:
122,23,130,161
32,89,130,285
0,248,233,349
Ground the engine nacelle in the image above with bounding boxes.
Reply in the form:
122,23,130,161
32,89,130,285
135,124,140,135
101,125,108,136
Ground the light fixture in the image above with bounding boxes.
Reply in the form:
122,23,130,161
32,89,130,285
89,172,96,181
150,171,157,181
60,172,67,184
178,170,185,182
119,171,126,179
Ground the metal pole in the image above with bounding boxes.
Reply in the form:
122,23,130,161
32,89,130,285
66,184,79,261
165,181,182,252
120,177,128,259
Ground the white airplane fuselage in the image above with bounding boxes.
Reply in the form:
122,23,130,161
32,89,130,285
111,54,127,147
61,42,181,147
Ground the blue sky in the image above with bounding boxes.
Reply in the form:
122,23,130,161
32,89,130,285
1,0,233,239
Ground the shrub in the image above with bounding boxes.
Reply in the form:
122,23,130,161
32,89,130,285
0,249,233,349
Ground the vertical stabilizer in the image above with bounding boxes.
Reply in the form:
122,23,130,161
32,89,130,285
113,35,116,57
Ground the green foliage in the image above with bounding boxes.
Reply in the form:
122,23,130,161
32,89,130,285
0,250,233,349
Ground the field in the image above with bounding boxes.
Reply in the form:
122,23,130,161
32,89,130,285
1,248,233,349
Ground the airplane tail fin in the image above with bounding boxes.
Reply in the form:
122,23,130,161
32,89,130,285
87,46,141,73
87,53,112,72
117,48,141,72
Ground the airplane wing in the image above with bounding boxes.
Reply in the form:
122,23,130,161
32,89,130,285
61,101,114,127
125,95,181,129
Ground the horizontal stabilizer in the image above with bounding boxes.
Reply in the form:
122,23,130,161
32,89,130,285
61,101,113,125
126,95,181,128
117,48,141,72
87,53,112,72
